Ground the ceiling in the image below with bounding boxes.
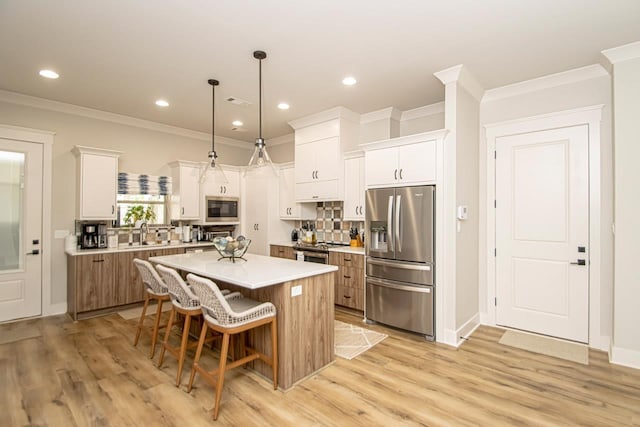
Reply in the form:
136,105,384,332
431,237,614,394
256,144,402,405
1,1,639,147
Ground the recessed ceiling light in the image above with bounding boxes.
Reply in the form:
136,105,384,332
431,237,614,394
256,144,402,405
39,69,59,79
342,76,357,86
277,103,290,110
155,99,169,107
232,120,243,126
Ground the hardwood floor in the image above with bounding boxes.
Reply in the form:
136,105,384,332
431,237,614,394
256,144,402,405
1,309,639,426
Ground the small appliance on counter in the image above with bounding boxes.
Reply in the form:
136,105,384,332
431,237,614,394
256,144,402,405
291,228,299,242
80,222,108,249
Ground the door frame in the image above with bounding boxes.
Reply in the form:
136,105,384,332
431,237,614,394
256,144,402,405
0,124,57,317
483,105,605,349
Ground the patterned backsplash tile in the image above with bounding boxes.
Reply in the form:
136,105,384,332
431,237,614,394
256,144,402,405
296,201,363,244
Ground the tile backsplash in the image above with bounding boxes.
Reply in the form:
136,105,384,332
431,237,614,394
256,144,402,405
295,202,363,244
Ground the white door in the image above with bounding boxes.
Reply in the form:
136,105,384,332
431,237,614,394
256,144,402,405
495,125,589,343
0,139,43,322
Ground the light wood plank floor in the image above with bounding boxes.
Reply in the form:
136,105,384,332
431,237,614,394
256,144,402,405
1,308,639,426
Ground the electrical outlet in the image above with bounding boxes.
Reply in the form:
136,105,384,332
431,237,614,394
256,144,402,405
291,285,302,297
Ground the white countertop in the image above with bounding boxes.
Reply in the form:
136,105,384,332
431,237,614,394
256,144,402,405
148,252,338,289
65,241,216,256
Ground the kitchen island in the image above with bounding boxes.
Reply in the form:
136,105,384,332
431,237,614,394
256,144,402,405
148,251,338,390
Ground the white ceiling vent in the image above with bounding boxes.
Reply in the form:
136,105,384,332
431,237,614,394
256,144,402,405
226,96,252,107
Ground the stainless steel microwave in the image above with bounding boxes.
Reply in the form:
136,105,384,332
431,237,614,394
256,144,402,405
205,196,239,222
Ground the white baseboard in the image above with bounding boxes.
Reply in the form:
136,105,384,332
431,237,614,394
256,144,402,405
479,311,491,325
444,313,481,348
610,345,640,370
43,302,67,317
593,335,611,353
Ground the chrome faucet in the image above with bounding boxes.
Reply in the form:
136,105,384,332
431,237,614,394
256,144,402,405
140,222,148,244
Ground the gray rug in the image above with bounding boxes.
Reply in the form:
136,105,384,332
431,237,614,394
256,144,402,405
499,329,588,365
335,320,387,360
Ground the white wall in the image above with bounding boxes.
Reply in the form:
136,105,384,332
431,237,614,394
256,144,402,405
479,70,614,345
0,99,251,306
611,55,640,366
455,87,480,328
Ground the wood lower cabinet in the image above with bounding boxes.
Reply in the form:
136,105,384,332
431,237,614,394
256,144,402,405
68,247,185,320
270,244,296,260
329,251,364,311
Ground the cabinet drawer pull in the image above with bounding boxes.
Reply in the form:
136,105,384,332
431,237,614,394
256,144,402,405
343,275,351,279
394,169,397,180
112,205,115,214
343,295,351,299
399,168,403,180
92,259,104,263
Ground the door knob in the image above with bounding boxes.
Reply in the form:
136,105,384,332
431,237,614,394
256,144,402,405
570,259,586,266
26,249,40,255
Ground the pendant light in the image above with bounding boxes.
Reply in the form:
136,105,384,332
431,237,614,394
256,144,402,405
199,78,228,183
247,50,277,176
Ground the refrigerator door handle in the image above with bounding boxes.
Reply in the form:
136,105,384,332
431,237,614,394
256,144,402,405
396,194,402,252
367,277,432,293
387,195,394,250
367,257,431,271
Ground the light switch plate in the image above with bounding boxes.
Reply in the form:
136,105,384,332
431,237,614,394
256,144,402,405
291,285,302,297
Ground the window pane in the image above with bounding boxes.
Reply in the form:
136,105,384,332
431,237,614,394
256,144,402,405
0,151,24,271
117,201,166,226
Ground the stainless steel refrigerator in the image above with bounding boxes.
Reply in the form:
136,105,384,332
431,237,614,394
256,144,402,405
365,185,435,339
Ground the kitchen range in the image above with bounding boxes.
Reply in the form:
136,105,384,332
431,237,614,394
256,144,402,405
364,185,435,340
293,241,350,264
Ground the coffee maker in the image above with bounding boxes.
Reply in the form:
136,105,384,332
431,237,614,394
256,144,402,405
81,222,108,249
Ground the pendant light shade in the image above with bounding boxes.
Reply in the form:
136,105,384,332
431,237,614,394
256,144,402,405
200,78,228,184
247,50,277,176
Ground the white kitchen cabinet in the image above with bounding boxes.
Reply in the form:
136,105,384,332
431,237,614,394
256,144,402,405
343,155,365,221
72,146,122,220
243,168,290,256
365,139,437,187
168,161,200,220
200,166,240,198
279,166,316,220
289,109,359,202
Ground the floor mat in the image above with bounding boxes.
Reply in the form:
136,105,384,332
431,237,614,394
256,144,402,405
335,320,387,360
499,329,588,365
117,303,172,320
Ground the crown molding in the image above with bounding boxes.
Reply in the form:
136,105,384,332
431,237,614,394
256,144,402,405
482,64,609,103
0,89,251,148
287,106,360,130
602,40,640,64
72,145,122,158
360,128,448,152
360,107,402,124
434,64,484,101
400,102,445,121
267,133,294,146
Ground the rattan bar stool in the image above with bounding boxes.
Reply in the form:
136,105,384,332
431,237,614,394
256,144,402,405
132,258,171,358
186,273,278,421
155,265,222,387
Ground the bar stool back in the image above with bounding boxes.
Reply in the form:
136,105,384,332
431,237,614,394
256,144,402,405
186,273,278,420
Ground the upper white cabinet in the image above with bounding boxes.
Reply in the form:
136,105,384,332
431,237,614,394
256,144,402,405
168,161,200,220
279,165,316,220
289,107,359,202
72,146,122,220
363,131,445,188
200,166,240,198
343,154,365,221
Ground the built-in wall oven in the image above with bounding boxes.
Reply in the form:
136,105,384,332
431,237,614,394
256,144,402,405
293,242,333,264
205,196,239,222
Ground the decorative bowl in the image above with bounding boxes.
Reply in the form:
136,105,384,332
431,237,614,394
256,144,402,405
213,236,251,261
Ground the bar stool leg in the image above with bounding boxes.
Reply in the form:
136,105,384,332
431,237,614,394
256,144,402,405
149,298,165,358
187,322,209,393
157,307,175,368
133,293,150,347
176,313,192,387
213,333,230,421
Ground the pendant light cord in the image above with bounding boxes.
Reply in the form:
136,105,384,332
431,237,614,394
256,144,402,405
259,56,262,139
208,79,219,157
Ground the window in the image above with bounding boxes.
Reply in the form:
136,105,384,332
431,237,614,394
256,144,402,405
116,194,167,226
